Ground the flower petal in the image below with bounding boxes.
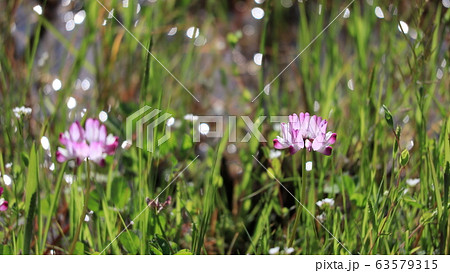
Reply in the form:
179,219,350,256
318,146,332,156
69,121,84,142
300,112,310,137
0,198,8,211
325,132,337,145
85,118,100,143
99,125,107,143
104,135,119,155
274,138,288,149
289,146,299,155
289,114,300,130
293,129,305,149
0,202,8,211
304,139,312,151
56,147,69,163
73,141,90,160
88,142,105,164
59,132,70,146
311,135,325,151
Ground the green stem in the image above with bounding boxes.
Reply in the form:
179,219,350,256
156,214,174,254
41,161,67,254
288,150,307,247
68,160,92,254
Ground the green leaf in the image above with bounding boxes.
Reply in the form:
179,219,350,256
0,244,12,255
21,152,29,167
271,158,281,177
148,244,163,255
402,195,424,209
395,125,402,139
394,126,402,154
382,105,394,130
72,242,85,255
350,193,365,207
400,149,410,166
378,217,388,234
444,116,450,165
111,178,131,209
410,246,421,254
88,188,101,212
182,133,193,151
119,231,140,254
23,143,39,255
420,210,437,225
175,249,193,255
155,234,172,255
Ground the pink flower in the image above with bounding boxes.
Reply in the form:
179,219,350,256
0,187,8,211
273,112,336,156
56,118,119,166
146,196,172,213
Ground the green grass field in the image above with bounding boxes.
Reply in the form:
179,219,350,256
0,0,449,255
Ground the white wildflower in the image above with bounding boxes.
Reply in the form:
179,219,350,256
64,173,74,184
2,174,12,186
268,246,280,255
317,212,326,223
406,178,420,187
183,114,199,121
284,247,295,254
269,149,282,159
13,106,32,119
316,198,335,209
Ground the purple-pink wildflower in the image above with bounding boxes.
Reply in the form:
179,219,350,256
273,112,336,156
146,196,172,213
0,187,8,211
56,118,119,166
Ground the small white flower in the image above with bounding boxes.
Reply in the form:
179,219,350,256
166,117,175,127
268,246,280,255
406,178,420,187
269,149,282,159
121,140,132,150
64,173,74,184
13,106,32,119
2,174,12,186
41,136,50,150
183,114,199,121
317,212,326,223
316,198,335,209
5,162,13,169
284,247,295,254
